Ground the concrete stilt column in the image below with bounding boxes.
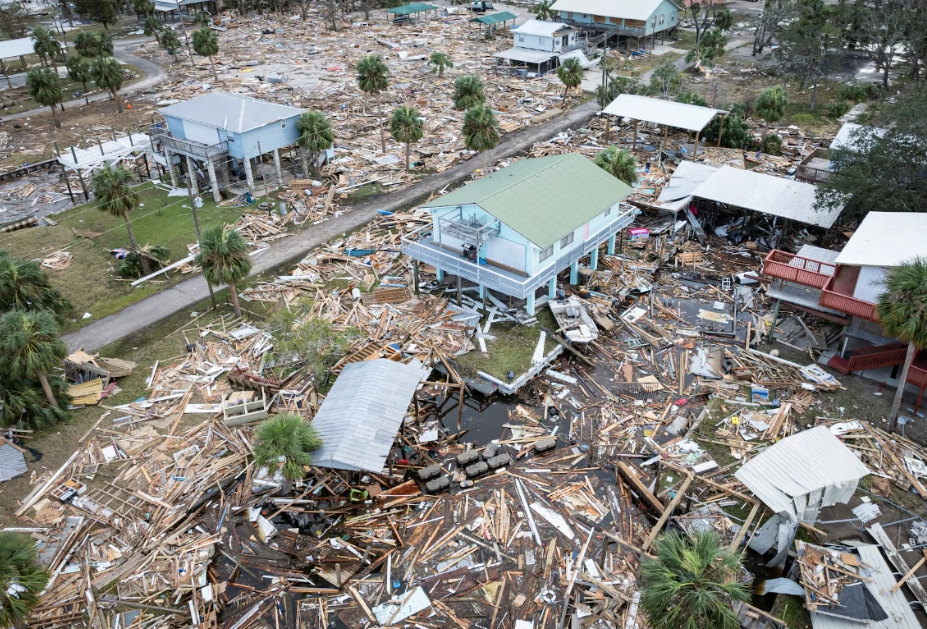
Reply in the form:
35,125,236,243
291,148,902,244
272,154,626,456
607,234,616,255
436,268,445,281
206,158,221,202
548,277,556,299
218,160,230,189
243,157,256,194
590,245,599,271
185,156,199,195
526,291,536,316
479,285,485,299
165,149,177,186
272,148,283,186
570,261,579,285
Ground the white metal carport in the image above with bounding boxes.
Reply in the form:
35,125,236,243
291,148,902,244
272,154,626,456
602,94,729,153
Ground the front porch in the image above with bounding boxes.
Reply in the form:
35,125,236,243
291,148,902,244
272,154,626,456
402,206,637,314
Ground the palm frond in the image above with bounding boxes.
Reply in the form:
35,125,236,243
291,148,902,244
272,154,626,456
195,226,252,288
254,414,322,481
462,104,499,153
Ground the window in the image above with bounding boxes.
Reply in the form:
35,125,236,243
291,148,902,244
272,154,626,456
560,233,574,248
659,14,665,24
604,207,611,217
539,245,554,262
519,35,524,42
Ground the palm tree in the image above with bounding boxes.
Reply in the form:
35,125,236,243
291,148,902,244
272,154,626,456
453,74,484,110
31,26,60,68
0,251,71,316
296,111,334,178
594,146,639,186
876,258,927,430
196,226,251,318
192,26,219,81
26,68,63,129
143,15,162,44
254,413,323,481
390,105,424,171
356,55,390,153
98,31,114,56
192,12,211,26
641,531,749,629
462,104,499,177
134,0,154,15
66,55,92,93
428,51,453,77
92,55,124,112
0,532,50,629
534,0,555,20
755,86,789,146
92,164,141,252
557,57,584,98
161,29,182,62
74,32,101,58
0,309,67,409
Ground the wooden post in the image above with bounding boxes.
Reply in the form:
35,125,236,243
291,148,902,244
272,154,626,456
412,262,420,295
457,382,464,430
456,275,462,307
717,115,726,147
642,474,693,550
0,59,10,89
632,120,639,150
693,129,701,157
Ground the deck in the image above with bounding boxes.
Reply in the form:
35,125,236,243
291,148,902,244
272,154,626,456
819,266,879,322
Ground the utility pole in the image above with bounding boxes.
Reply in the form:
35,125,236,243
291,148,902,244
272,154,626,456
185,168,217,309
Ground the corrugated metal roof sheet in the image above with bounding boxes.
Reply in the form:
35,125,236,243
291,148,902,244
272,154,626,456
689,165,842,228
421,154,633,249
796,244,840,266
551,0,672,21
386,2,437,14
735,426,870,518
657,161,718,203
511,19,569,36
310,360,428,473
602,94,727,132
830,122,887,151
159,93,303,134
0,442,27,482
493,47,556,63
833,212,927,267
0,37,35,60
472,11,517,24
811,545,921,629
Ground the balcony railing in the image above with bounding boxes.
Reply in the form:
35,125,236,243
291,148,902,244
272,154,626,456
403,206,637,299
819,274,878,322
148,124,229,160
762,250,835,289
795,148,833,184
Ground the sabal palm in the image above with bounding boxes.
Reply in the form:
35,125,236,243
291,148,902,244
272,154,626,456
192,26,219,81
876,258,927,430
463,104,499,177
66,55,92,93
428,51,452,77
357,55,390,153
0,309,67,409
0,532,49,629
161,29,182,61
755,86,789,140
196,226,251,318
534,0,554,20
143,15,162,44
74,32,101,58
390,105,424,170
594,146,639,186
254,413,322,481
640,531,749,629
26,68,62,129
192,12,211,26
453,74,484,110
296,111,334,178
92,55,124,111
557,57,584,97
31,26,60,68
92,164,140,252
0,251,71,316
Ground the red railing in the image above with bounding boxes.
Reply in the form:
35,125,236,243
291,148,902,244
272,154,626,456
762,250,836,289
819,268,879,321
827,342,907,374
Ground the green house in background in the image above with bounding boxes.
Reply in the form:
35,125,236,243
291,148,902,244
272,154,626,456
550,0,681,49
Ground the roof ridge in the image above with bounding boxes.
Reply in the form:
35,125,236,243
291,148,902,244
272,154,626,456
470,153,574,205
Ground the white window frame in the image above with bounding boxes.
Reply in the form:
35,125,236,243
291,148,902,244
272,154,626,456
539,245,554,262
560,233,574,248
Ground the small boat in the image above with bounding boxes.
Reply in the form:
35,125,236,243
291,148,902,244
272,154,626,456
548,296,598,344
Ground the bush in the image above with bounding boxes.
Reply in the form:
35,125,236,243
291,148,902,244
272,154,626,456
117,245,169,279
826,100,852,118
254,413,322,481
761,133,783,155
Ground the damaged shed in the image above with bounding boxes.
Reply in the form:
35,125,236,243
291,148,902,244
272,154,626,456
310,359,428,473
736,425,869,566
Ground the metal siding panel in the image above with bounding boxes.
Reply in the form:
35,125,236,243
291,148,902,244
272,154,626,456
239,115,302,158
852,265,887,302
166,116,185,139
550,0,667,21
0,443,27,482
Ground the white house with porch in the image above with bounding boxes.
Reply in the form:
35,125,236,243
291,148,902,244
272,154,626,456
401,153,637,314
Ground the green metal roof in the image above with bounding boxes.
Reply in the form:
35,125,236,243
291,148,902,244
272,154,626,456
422,153,633,249
470,11,517,24
386,2,437,14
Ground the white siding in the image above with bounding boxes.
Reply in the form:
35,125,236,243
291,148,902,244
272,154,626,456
484,237,526,273
182,120,221,146
852,265,888,302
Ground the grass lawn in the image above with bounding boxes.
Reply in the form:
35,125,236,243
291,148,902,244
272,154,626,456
0,182,246,330
772,595,812,629
456,309,558,381
0,62,143,117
